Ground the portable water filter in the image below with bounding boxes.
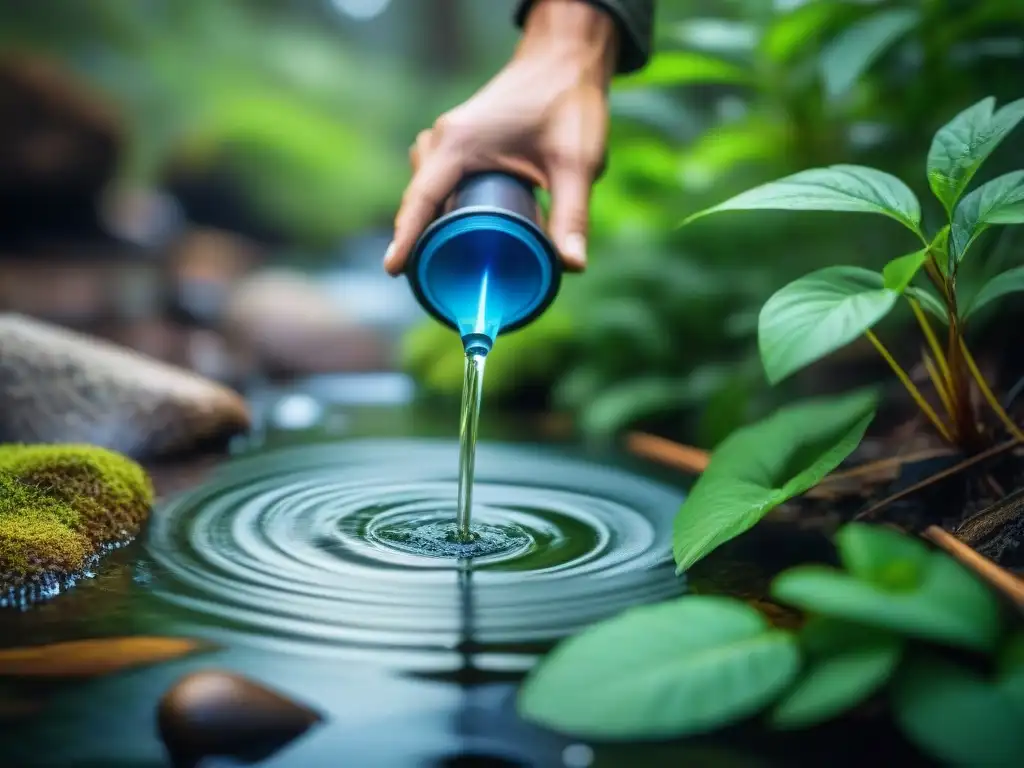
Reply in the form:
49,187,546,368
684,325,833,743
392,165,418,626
405,172,562,355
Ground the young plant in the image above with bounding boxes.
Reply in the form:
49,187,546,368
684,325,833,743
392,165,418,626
683,95,1024,453
519,524,1023,766
670,96,1024,573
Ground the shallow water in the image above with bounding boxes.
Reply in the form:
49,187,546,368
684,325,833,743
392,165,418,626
145,438,683,672
0,380,925,767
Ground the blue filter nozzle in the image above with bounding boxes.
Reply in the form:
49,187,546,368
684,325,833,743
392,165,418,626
405,172,562,353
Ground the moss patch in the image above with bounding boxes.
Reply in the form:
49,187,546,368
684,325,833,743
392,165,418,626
0,444,154,597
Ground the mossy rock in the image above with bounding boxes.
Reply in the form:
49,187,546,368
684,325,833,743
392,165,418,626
0,443,153,600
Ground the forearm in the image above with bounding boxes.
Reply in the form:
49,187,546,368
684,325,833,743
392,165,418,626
513,0,654,74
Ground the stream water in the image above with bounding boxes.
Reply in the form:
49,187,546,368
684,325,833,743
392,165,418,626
0,380,924,767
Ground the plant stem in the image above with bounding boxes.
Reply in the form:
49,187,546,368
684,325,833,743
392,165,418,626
908,296,955,400
958,338,1024,442
865,330,953,443
924,353,956,425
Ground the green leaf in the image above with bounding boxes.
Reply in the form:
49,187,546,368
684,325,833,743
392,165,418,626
673,390,877,572
771,526,1002,652
892,653,1024,767
579,377,704,436
927,96,1024,216
819,8,919,100
882,249,928,294
683,165,921,234
771,618,902,729
964,265,1024,319
616,51,750,90
517,596,800,739
951,171,1024,263
758,267,897,384
836,523,931,588
906,286,949,324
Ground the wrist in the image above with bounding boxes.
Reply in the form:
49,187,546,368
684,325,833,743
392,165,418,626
518,0,618,86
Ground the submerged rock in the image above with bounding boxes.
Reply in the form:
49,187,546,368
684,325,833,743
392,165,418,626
157,670,322,768
0,443,153,602
0,314,250,459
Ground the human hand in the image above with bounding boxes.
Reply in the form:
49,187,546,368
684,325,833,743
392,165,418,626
384,0,618,276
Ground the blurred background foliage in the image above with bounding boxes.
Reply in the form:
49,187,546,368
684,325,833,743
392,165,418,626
4,0,1023,447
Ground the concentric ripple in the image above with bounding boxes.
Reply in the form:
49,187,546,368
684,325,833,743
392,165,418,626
146,439,686,671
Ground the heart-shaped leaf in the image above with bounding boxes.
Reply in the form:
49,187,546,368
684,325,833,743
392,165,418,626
965,266,1024,320
882,249,928,294
683,165,922,234
759,266,897,384
616,51,751,89
819,8,918,100
928,96,1024,216
892,653,1024,767
771,617,903,729
771,525,1001,652
951,171,1024,263
518,596,800,739
673,390,877,572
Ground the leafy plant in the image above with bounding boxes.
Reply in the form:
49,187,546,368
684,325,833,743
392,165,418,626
520,523,1022,766
673,389,878,571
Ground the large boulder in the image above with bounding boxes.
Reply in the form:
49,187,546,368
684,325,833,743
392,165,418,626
0,314,250,459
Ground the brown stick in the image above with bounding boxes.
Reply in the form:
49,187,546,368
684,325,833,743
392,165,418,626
854,438,1020,521
626,431,1024,615
923,525,1024,612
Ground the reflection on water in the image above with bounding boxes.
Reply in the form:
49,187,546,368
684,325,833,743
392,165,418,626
146,439,685,672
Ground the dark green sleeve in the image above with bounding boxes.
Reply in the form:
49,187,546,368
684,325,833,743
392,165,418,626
513,0,654,74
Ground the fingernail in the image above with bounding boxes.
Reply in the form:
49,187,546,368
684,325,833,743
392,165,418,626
383,241,397,274
562,233,587,268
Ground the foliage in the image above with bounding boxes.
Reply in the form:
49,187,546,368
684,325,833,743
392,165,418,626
520,523,1021,766
0,0,438,247
0,444,153,595
682,94,1024,451
673,389,877,571
403,0,1024,443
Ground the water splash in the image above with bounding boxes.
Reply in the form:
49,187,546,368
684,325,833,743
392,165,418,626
146,439,685,670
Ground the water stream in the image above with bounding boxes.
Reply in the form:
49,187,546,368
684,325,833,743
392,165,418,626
456,349,487,543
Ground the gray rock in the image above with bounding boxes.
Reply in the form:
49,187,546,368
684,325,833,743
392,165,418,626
0,313,250,459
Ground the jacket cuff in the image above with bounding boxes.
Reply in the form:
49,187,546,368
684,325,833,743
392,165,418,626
513,0,652,75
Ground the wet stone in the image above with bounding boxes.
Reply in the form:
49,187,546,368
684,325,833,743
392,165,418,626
157,670,322,768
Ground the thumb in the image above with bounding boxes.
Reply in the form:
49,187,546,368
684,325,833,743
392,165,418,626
547,164,593,272
386,153,463,276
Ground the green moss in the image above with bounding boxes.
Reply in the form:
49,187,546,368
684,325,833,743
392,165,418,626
0,444,154,596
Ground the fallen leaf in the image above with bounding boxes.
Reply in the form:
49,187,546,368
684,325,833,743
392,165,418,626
0,637,210,678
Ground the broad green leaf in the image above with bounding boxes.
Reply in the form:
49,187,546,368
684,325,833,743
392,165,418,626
673,390,877,572
906,286,949,324
819,9,918,100
683,165,921,234
964,265,1024,319
892,653,1024,767
951,171,1024,263
758,267,897,384
927,96,1024,215
616,51,750,90
518,597,800,739
771,527,1001,652
836,523,931,589
771,618,902,729
882,249,928,294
